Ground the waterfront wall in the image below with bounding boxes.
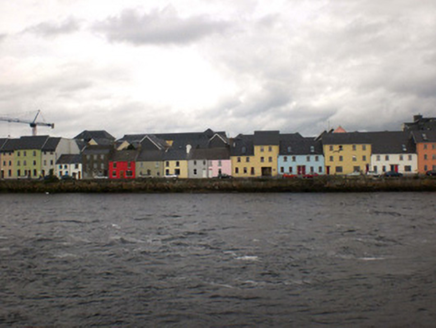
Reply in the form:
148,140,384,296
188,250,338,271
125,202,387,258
0,176,435,193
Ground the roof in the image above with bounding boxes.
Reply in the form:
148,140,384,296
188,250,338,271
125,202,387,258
74,130,115,141
0,139,20,152
230,134,254,156
366,131,416,154
163,148,188,161
321,132,372,145
403,115,436,131
110,150,138,162
253,131,280,145
0,138,9,150
411,130,436,143
15,136,50,150
42,137,61,151
189,147,230,160
82,145,113,155
136,149,165,162
280,134,323,155
56,154,82,165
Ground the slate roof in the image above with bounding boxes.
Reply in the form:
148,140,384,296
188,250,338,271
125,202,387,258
280,135,323,155
110,150,138,162
189,147,230,160
74,130,115,141
82,145,113,155
15,136,50,150
230,134,254,156
366,131,416,154
253,131,280,146
411,130,436,143
321,132,372,145
163,148,188,161
1,139,20,152
56,154,82,165
0,138,9,150
42,137,61,151
403,116,436,131
136,149,165,162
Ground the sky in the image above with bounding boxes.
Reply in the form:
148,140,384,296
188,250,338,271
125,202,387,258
0,0,435,139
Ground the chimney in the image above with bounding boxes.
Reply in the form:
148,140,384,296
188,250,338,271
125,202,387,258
414,114,423,122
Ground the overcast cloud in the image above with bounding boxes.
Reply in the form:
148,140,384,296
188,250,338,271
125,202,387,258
0,0,435,139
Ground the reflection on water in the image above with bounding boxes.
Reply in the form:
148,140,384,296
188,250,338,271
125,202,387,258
0,192,435,327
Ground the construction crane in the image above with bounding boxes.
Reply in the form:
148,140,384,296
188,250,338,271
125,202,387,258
0,110,54,136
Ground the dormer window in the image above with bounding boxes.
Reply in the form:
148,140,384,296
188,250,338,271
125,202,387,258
287,146,292,153
310,146,315,153
402,144,407,152
242,146,246,154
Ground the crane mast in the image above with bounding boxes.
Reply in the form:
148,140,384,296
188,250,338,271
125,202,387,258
0,110,54,136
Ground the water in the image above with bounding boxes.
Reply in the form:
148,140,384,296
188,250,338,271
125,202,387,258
0,192,435,327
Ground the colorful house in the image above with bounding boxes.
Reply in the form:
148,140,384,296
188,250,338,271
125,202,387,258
412,130,436,174
109,150,137,179
56,154,83,179
367,131,417,174
321,132,372,175
278,134,324,175
41,137,80,177
14,136,51,179
231,131,280,177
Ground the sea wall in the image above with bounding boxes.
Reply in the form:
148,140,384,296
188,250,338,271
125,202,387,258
0,176,435,193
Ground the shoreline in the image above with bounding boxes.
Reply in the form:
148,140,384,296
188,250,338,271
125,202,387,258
1,176,436,193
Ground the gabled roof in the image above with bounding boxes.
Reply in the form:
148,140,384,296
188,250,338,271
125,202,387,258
366,131,416,154
15,136,50,150
82,144,113,155
411,130,436,143
0,138,9,150
163,148,188,161
253,131,280,145
56,154,82,165
0,138,20,152
74,130,115,141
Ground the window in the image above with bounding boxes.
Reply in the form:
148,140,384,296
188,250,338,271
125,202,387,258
424,165,428,171
310,146,314,153
193,169,197,175
400,155,403,161
339,145,343,151
128,162,131,169
336,166,343,173
268,157,272,162
23,160,27,166
329,145,333,151
408,155,412,161
59,165,62,169
174,169,180,175
75,164,79,169
237,157,241,163
246,157,250,163
362,155,366,161
404,166,412,172
112,171,117,177
362,145,366,150
242,146,246,154
24,151,27,156
280,167,284,173
43,160,47,165
315,156,319,162
284,157,288,162
166,161,169,167
33,151,36,156
260,157,264,163
352,156,356,162
113,163,117,168
310,166,314,173
292,156,296,162
374,166,378,172
318,166,322,173
385,155,389,161
251,167,255,175
235,167,239,174
166,169,170,175
424,144,428,149
268,146,272,152
424,154,428,160
50,160,53,165
307,156,310,162
289,167,293,173
260,147,264,152
382,166,386,172
243,167,247,174
287,146,292,153
352,145,356,151
339,156,343,162
353,166,360,172
17,152,20,157
126,171,133,177
194,160,197,165
218,160,222,167
329,156,333,161
176,161,180,167
376,155,380,161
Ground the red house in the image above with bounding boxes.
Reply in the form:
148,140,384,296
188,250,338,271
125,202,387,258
109,150,138,179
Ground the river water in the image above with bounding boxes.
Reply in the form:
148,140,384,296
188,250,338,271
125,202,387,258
0,192,435,327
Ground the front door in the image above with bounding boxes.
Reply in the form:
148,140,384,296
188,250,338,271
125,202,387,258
261,167,272,177
297,165,306,175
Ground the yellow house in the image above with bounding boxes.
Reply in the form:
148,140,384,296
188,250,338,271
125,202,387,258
163,148,189,178
322,133,372,175
231,131,280,177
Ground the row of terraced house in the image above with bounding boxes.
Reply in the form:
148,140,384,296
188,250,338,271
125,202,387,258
0,115,435,180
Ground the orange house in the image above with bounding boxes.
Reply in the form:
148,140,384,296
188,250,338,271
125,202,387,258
412,131,436,173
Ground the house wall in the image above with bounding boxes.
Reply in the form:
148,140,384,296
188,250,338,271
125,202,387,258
41,151,56,176
15,149,42,178
164,160,188,178
83,153,110,178
210,159,232,177
231,155,255,177
56,163,82,179
231,145,279,177
109,161,136,179
278,155,325,175
416,142,436,173
136,161,164,177
1,152,15,179
324,144,371,175
188,160,208,178
370,154,418,174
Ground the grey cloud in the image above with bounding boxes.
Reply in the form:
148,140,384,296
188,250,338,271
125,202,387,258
93,7,233,45
23,17,81,37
